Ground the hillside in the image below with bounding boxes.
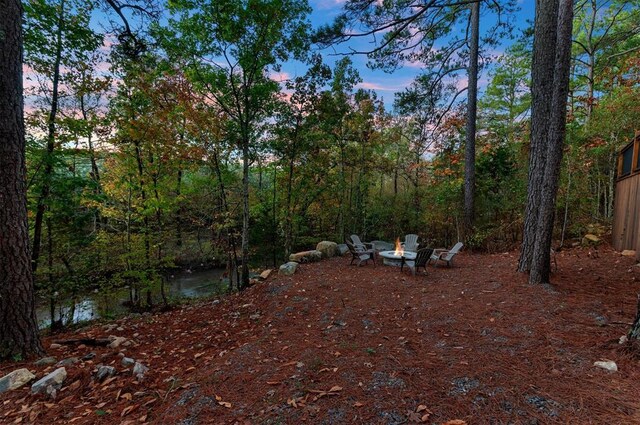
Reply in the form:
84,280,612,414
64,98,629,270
2,248,640,424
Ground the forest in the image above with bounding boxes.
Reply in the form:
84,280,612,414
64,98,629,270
8,0,638,321
1,0,640,422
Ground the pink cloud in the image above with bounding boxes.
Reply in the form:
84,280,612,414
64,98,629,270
356,80,412,92
269,71,291,83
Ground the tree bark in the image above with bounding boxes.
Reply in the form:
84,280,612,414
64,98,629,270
463,0,480,237
0,0,44,359
520,0,573,284
518,0,560,272
528,0,573,285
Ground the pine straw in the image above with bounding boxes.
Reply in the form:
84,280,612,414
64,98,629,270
2,245,640,424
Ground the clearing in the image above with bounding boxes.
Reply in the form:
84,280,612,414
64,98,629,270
2,247,640,424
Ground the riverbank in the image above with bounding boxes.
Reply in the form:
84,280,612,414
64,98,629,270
2,247,640,424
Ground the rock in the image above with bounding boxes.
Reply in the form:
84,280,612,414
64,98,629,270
619,335,629,344
49,343,62,350
621,250,636,257
57,357,79,367
316,241,338,258
279,262,299,276
121,357,135,367
34,357,57,366
259,269,272,280
289,250,323,263
82,352,96,361
109,336,127,348
371,240,394,251
594,360,617,372
582,234,601,246
95,365,117,381
31,367,67,394
337,244,348,255
132,362,149,379
0,369,36,393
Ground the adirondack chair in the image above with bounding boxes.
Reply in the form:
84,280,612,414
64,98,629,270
402,234,419,252
350,234,375,251
401,247,434,276
430,242,463,267
346,240,376,267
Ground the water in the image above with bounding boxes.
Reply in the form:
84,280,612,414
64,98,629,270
36,268,230,329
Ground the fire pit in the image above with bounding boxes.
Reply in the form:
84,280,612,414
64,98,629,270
379,238,416,267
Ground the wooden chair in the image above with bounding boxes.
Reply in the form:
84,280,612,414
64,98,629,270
401,247,434,276
403,234,419,252
430,242,463,267
350,234,375,251
346,240,376,267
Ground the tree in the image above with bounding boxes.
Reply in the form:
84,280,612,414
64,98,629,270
24,0,102,272
161,0,311,289
518,0,574,284
0,0,44,359
316,0,516,238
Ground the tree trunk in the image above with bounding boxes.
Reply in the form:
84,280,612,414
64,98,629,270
240,138,250,289
526,0,574,285
518,0,560,272
0,0,44,359
463,0,480,237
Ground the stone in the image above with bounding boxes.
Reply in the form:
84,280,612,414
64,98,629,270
49,343,62,349
31,367,67,394
0,369,36,393
95,365,116,381
121,357,135,367
56,357,79,367
109,336,127,348
621,250,636,257
619,335,629,344
34,357,57,366
82,352,96,361
288,250,322,263
279,262,299,276
582,234,601,246
132,362,149,379
371,240,394,251
259,269,272,280
593,360,617,372
337,244,349,255
316,241,338,258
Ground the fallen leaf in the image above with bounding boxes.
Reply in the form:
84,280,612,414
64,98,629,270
353,401,364,407
121,405,139,417
442,420,467,425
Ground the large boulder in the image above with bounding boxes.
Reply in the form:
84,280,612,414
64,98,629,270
337,244,348,255
316,241,338,258
31,367,66,395
289,250,322,263
0,368,36,393
582,234,601,246
279,262,298,276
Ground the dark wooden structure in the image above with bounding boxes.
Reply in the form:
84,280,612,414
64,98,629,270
613,130,640,258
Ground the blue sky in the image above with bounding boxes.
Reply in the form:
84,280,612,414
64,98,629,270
285,0,537,111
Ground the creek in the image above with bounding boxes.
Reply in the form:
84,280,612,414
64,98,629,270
36,268,231,329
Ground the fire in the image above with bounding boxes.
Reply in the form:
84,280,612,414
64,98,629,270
394,237,404,256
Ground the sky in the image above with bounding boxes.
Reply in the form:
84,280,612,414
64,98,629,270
294,0,537,111
24,0,537,115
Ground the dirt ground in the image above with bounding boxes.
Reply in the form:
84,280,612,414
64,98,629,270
2,245,640,424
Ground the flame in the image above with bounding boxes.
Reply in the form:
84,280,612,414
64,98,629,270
394,237,404,256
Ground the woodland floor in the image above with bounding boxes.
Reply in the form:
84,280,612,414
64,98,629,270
3,246,640,424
